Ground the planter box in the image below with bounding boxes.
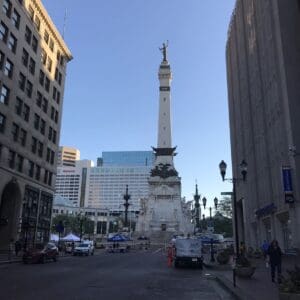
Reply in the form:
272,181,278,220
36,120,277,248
235,266,256,278
279,292,300,300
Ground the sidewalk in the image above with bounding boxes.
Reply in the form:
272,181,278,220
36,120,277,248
205,255,300,300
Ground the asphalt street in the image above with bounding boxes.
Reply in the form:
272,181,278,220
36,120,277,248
0,249,233,300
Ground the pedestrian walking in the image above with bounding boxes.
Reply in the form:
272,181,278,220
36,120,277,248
15,240,21,256
240,241,246,257
267,239,282,283
167,245,174,267
261,240,270,259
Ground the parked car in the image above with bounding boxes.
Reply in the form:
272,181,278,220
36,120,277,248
73,243,94,256
23,242,59,264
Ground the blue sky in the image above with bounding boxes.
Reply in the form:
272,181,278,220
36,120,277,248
43,0,236,209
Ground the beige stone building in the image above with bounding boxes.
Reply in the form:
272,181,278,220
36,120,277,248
226,0,300,252
0,0,72,249
57,146,80,167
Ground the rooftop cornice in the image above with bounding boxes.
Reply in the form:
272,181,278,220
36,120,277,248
30,0,73,61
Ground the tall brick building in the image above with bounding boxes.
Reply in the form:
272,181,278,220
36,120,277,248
0,0,72,249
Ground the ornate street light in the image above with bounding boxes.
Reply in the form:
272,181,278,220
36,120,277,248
202,197,207,209
214,197,218,210
219,159,247,287
123,185,131,228
194,184,201,233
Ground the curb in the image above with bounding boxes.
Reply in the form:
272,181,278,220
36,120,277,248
0,259,21,265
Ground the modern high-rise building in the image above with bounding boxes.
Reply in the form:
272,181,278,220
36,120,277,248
226,0,300,251
57,146,80,167
0,0,72,249
55,160,93,207
99,151,155,167
54,151,154,212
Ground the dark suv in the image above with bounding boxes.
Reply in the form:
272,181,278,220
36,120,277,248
23,242,59,264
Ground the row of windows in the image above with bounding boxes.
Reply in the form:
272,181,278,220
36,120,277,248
22,47,35,75
0,21,17,53
33,113,57,144
0,109,56,165
4,147,53,186
26,2,65,69
2,0,20,29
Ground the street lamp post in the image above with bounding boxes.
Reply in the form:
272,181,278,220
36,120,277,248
194,184,201,234
219,160,247,257
123,185,131,228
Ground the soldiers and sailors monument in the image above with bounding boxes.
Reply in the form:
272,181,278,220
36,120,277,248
136,43,192,236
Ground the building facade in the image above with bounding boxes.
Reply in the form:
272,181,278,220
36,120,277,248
0,0,72,249
57,146,80,167
55,160,93,207
54,151,154,212
226,0,300,251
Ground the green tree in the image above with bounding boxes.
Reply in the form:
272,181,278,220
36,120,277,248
218,197,232,218
213,216,233,237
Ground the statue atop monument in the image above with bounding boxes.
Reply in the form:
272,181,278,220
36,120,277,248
159,41,168,62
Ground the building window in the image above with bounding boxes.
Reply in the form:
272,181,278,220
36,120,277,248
16,154,23,172
8,150,16,169
28,161,34,177
50,151,55,165
0,85,10,105
38,141,43,157
20,128,27,146
45,77,50,92
22,48,29,66
44,30,49,44
58,72,62,85
4,59,13,78
39,70,45,86
56,51,61,62
49,39,54,52
50,107,55,120
19,72,26,90
52,130,57,144
44,169,49,184
0,113,6,133
57,91,60,104
0,22,8,43
34,113,40,130
32,35,37,53
12,9,20,29
60,56,64,67
15,97,22,115
48,172,53,186
47,57,52,73
0,50,4,69
55,68,58,81
29,58,35,75
34,15,40,31
31,136,37,153
35,165,41,180
40,119,45,135
41,49,47,65
26,80,33,98
28,5,34,21
22,103,30,121
46,147,50,162
52,87,57,100
25,26,32,44
55,111,58,123
8,33,17,53
48,126,52,140
2,0,12,17
36,91,42,107
42,98,48,113
12,123,19,141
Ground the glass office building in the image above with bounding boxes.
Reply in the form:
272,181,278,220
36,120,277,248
99,151,155,167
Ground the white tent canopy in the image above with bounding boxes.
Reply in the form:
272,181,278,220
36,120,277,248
50,233,59,242
61,233,80,242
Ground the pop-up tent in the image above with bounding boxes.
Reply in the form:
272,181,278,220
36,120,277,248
50,233,59,242
107,234,130,242
61,233,80,242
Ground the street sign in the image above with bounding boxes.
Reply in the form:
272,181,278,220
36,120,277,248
221,192,233,196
